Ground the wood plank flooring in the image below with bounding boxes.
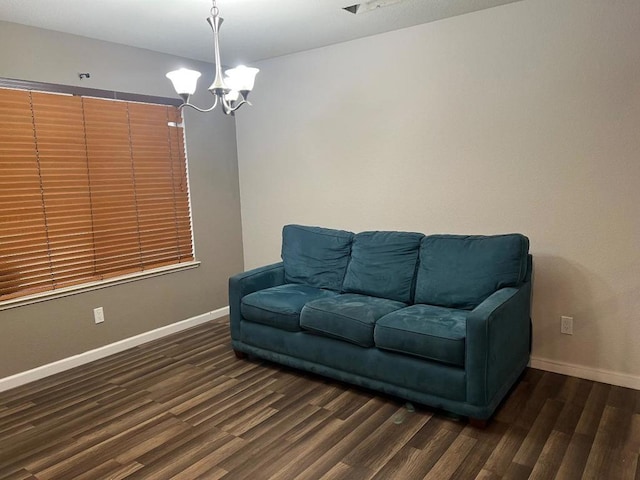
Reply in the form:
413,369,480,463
0,318,638,479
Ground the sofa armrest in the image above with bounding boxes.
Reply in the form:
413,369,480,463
465,282,532,409
228,262,285,340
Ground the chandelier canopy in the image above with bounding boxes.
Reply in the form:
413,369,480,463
166,0,259,115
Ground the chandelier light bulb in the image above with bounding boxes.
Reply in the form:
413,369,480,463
225,66,260,93
224,89,240,103
166,68,201,96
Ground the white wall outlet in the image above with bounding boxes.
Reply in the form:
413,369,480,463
561,316,573,335
94,307,105,324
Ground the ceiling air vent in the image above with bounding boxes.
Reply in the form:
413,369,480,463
342,0,407,15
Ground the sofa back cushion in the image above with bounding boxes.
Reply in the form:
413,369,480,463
414,234,530,309
282,224,354,291
343,231,424,303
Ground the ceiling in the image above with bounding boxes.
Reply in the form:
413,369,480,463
1,0,522,65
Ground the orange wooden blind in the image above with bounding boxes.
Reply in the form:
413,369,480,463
0,88,193,301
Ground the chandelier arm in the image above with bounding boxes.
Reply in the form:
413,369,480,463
221,96,251,115
180,96,219,113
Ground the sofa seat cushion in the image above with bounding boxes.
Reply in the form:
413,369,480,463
281,224,354,291
374,304,469,367
242,284,338,332
415,234,530,309
342,231,424,303
300,293,407,347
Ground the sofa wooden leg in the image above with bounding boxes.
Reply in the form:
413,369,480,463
469,417,488,429
234,349,248,360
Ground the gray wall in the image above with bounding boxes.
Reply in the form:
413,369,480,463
0,21,243,377
235,0,640,384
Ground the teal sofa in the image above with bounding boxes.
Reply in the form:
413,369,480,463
229,225,532,422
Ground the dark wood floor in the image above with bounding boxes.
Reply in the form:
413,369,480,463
0,319,638,480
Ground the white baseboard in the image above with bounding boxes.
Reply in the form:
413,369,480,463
530,356,640,390
5,318,637,394
0,306,230,393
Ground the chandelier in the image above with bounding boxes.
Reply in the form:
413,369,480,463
166,0,259,115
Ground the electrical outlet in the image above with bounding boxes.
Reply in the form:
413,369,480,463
94,307,105,324
561,316,573,335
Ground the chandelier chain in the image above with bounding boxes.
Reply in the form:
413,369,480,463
210,0,219,18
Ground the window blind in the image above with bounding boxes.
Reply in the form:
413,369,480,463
0,87,194,302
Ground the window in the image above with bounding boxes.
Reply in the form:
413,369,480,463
0,83,195,305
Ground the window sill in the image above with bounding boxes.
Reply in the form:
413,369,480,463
0,261,201,311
